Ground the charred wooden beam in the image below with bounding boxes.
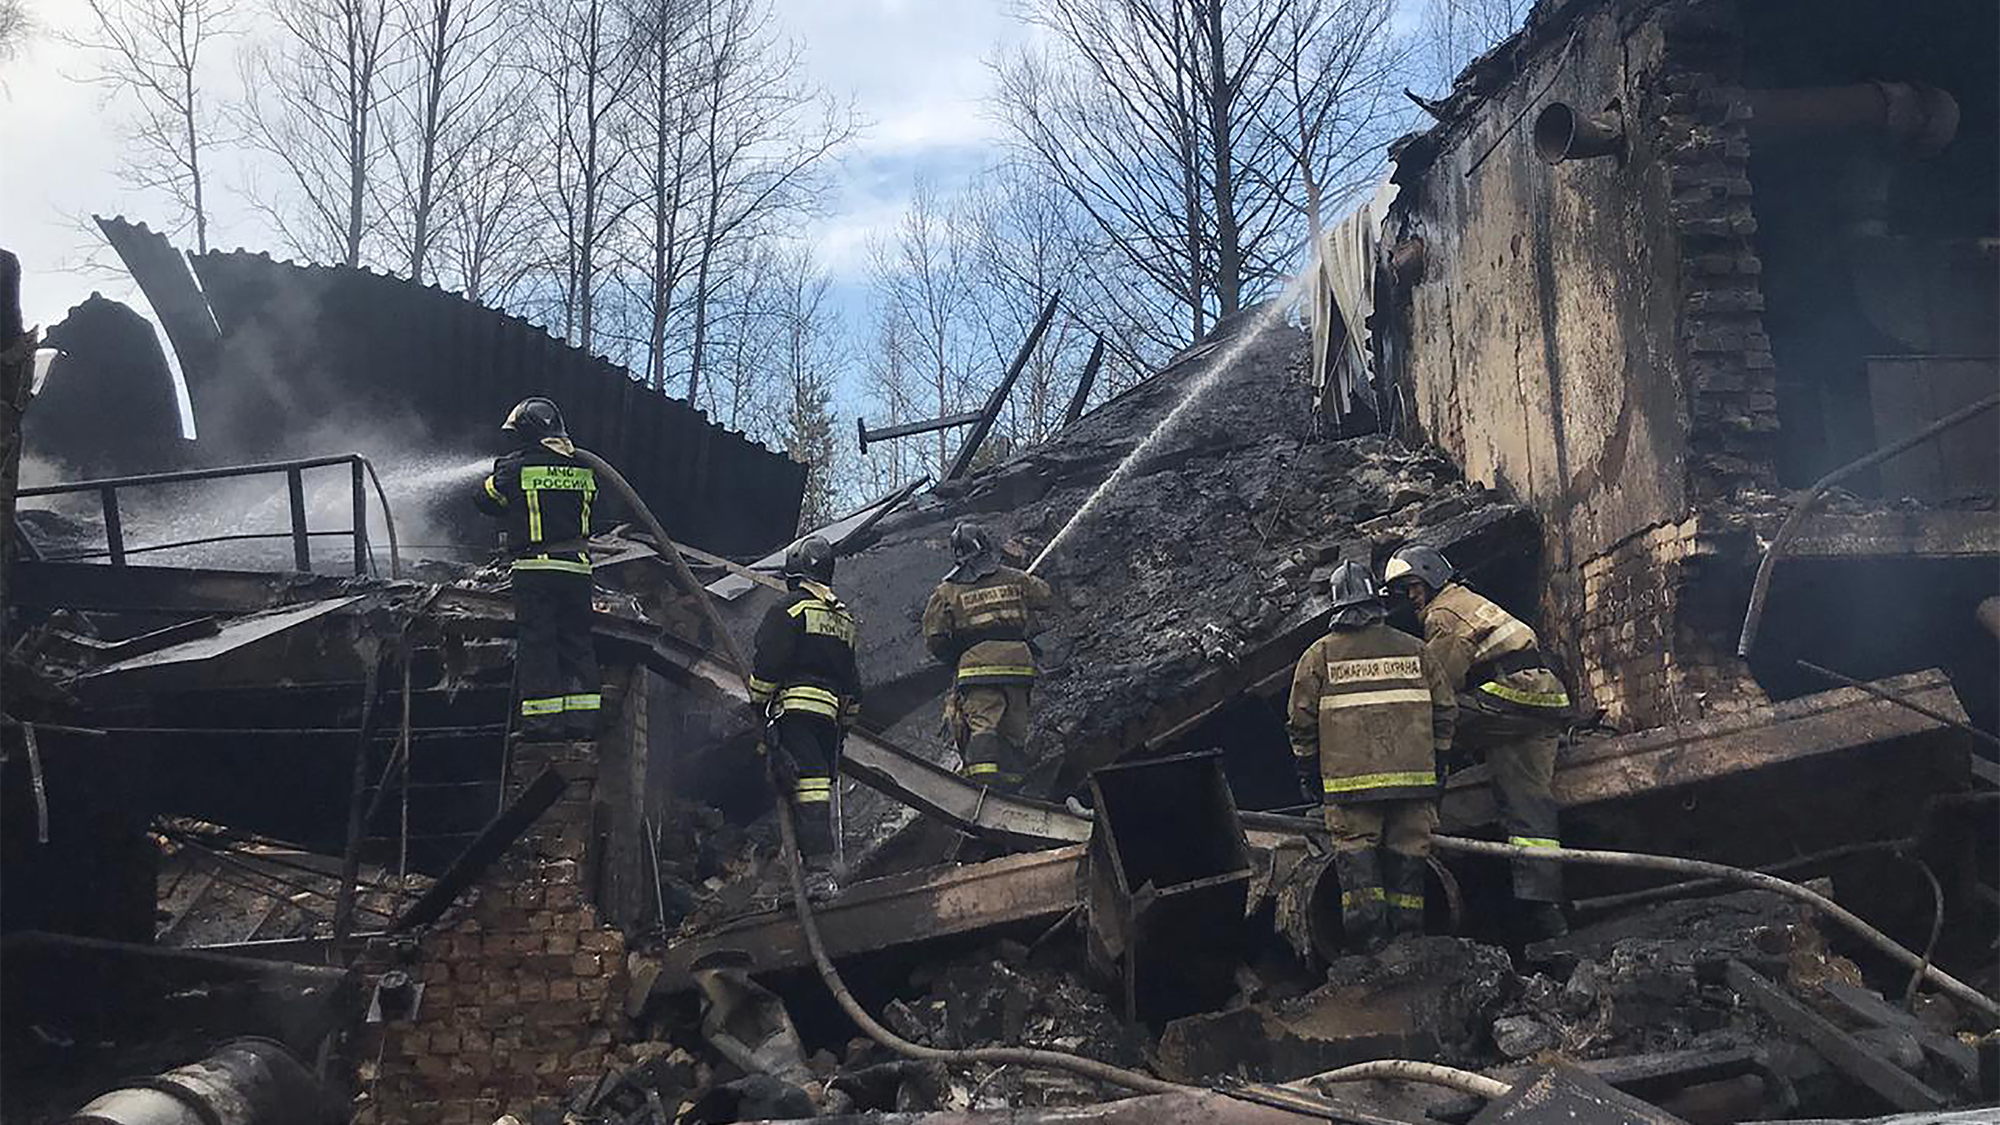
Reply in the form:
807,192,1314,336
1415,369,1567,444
650,844,1087,994
943,292,1060,482
856,410,984,455
390,766,568,932
1724,960,1949,1112
1064,334,1106,427
1441,670,1970,831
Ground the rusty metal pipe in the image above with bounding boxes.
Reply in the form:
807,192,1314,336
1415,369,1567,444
1746,83,1961,156
65,1039,331,1125
1533,103,1624,164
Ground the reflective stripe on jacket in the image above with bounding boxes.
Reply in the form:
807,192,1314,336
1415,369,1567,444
1287,622,1457,803
1421,583,1571,716
922,564,1053,687
474,438,596,574
751,580,862,723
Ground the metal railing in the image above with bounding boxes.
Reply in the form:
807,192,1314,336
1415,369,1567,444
17,453,402,577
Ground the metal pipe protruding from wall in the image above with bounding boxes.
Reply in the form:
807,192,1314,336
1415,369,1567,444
1978,596,2000,641
65,1038,332,1125
1533,103,1625,164
1746,83,1961,157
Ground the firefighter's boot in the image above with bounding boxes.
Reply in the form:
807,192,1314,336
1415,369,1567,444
1384,852,1427,942
1334,849,1389,955
962,733,1009,790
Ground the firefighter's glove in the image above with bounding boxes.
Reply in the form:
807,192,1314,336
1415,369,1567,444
1293,754,1323,806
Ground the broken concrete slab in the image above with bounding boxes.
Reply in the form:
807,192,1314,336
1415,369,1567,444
709,310,1536,811
1155,936,1515,1082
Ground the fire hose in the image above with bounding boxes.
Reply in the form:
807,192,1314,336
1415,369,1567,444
1431,835,2000,1022
570,447,2000,1100
575,447,1508,1109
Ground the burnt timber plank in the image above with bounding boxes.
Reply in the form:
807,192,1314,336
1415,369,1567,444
1469,1065,1691,1125
653,845,1085,993
1783,511,2000,560
391,766,568,932
1725,961,1948,1112
1442,670,1969,831
1819,980,1979,1090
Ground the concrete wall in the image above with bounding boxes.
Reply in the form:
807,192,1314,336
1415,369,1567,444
1388,0,1779,726
1396,9,1692,583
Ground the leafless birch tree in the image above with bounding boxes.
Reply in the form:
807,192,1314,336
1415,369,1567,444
994,0,1406,351
869,181,985,478
62,0,239,253
379,0,513,283
680,0,856,403
1417,0,1528,94
524,0,639,350
237,0,398,266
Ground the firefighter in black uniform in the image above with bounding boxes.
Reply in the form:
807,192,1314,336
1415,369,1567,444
749,535,861,892
475,397,602,741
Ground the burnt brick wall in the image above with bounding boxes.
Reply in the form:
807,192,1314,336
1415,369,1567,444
354,742,632,1125
1579,516,1767,729
1389,0,1784,726
1654,0,1781,501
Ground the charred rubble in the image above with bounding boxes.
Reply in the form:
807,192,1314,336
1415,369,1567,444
4,0,1999,1121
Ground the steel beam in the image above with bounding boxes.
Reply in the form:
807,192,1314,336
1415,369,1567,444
651,845,1086,992
856,410,984,455
944,292,1060,481
1064,334,1105,427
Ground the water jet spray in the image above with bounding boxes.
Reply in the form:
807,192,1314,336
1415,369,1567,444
1029,268,1314,576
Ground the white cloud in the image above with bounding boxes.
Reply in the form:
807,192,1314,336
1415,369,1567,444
5,0,1024,332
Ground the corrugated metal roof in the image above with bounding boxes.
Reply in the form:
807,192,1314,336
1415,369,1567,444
96,217,804,557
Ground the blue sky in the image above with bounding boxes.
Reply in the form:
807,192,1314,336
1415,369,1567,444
0,0,1029,335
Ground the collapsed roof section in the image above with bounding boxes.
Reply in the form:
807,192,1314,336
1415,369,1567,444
715,307,1539,797
62,217,805,558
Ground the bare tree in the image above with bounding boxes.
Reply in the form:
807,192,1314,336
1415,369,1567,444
623,0,700,389
522,0,639,350
1417,0,1527,94
960,164,1095,445
61,0,239,253
858,314,922,496
0,0,34,64
758,246,844,527
438,97,540,305
680,0,856,403
993,0,1405,351
1259,0,1405,245
379,0,513,283
237,0,398,267
870,181,986,478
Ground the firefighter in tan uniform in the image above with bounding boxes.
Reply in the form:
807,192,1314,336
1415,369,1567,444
922,522,1053,793
1383,544,1572,940
1289,562,1457,952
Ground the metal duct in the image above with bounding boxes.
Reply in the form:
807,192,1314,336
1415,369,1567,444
64,1039,332,1125
1746,83,1961,157
1533,103,1625,164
